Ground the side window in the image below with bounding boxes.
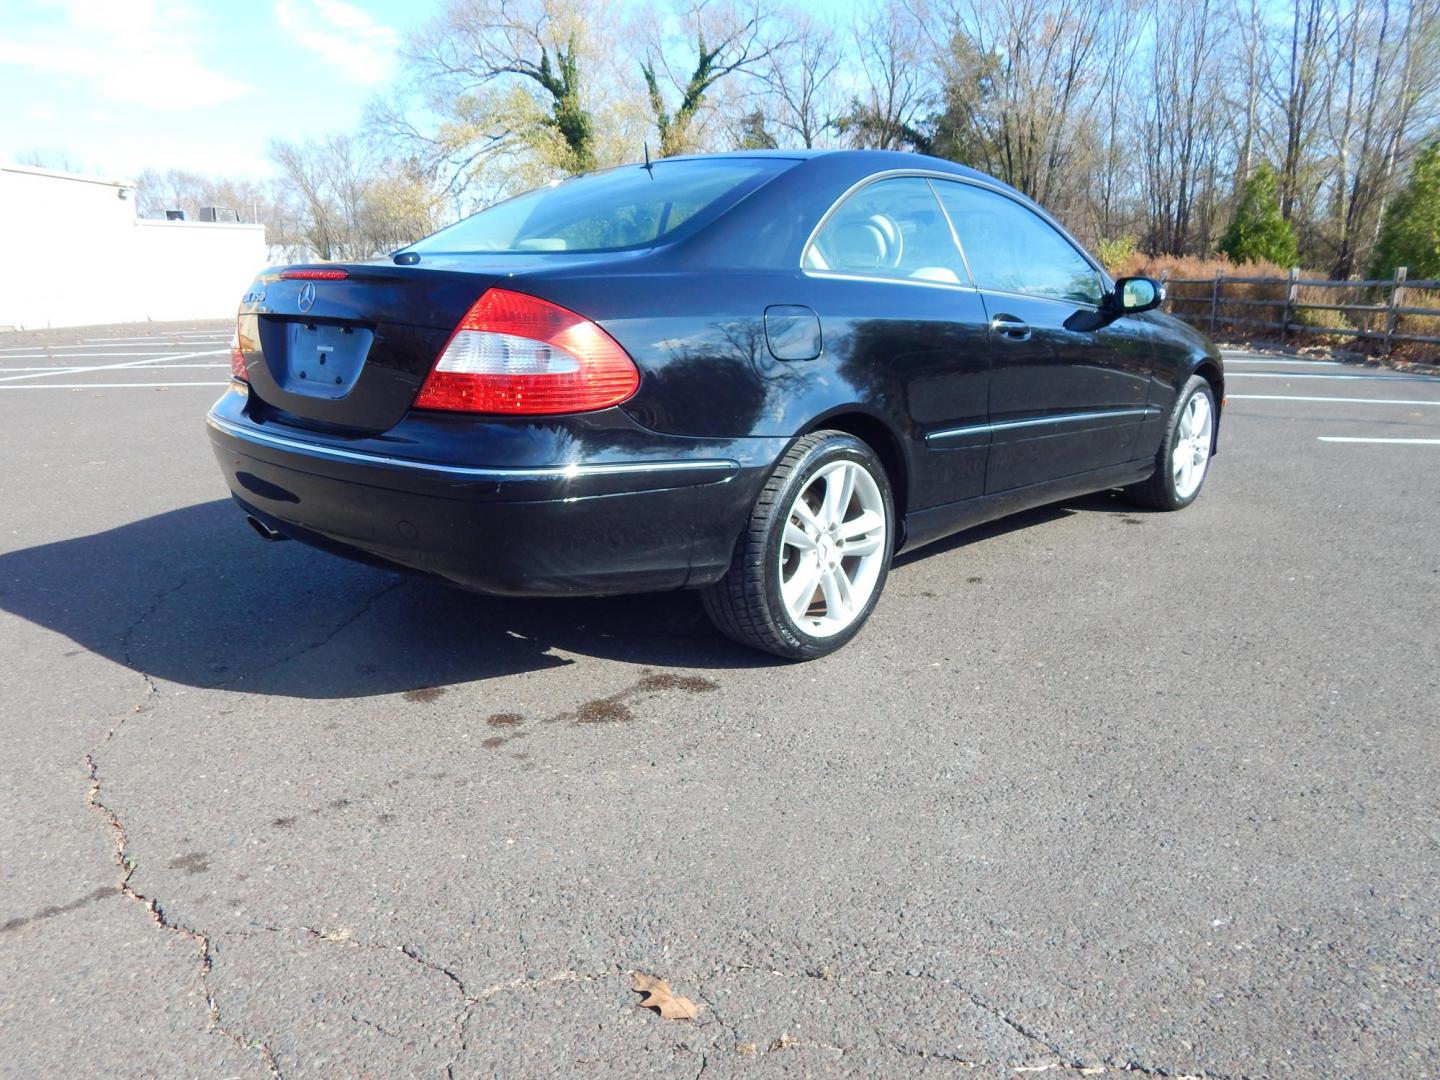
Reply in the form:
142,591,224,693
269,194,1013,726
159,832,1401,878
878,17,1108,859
804,177,967,286
933,181,1102,305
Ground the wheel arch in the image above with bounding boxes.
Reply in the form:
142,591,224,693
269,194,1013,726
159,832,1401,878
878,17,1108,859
1191,356,1225,452
799,407,912,545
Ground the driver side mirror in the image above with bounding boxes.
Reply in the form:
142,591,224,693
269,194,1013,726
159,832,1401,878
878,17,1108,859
1110,276,1165,314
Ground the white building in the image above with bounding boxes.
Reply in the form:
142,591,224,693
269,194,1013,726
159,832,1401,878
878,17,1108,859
0,164,267,330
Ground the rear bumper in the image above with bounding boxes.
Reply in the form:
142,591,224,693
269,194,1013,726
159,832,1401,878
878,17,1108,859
206,387,783,596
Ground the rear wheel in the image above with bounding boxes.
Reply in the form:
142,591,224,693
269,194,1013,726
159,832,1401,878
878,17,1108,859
702,431,894,660
1124,375,1216,510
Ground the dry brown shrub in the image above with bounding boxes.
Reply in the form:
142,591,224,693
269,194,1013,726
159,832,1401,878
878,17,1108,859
1109,253,1438,361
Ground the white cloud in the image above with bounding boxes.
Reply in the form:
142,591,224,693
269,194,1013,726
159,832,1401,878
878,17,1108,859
0,0,254,110
274,0,400,85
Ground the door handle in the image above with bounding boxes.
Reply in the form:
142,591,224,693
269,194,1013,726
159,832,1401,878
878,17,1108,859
991,315,1032,342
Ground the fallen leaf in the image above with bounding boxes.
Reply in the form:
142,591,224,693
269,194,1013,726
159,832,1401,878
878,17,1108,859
632,972,699,1020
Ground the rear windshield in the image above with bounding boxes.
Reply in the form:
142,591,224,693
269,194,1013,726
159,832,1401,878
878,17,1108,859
406,158,793,255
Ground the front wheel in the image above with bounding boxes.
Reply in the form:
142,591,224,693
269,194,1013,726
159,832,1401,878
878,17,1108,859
702,431,894,660
1124,375,1216,511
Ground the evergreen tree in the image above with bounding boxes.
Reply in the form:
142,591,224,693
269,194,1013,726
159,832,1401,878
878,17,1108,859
1220,164,1299,266
1370,142,1440,279
735,110,778,150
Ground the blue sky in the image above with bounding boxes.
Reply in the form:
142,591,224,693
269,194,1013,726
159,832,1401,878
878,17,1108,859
0,0,443,180
2,0,871,183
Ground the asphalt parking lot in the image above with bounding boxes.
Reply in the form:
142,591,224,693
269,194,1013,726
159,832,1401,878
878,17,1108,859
1,321,1437,1079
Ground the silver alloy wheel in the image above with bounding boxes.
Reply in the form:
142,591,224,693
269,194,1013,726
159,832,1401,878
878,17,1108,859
778,459,888,638
1173,390,1213,499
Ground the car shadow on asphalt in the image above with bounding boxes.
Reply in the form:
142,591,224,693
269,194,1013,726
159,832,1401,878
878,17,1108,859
889,488,1142,569
891,503,1071,569
0,499,773,699
2,490,1148,699
1062,489,1159,515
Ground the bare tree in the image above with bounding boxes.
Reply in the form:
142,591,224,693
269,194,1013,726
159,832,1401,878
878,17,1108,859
269,136,439,260
1231,0,1267,188
1327,0,1384,273
641,0,784,156
1141,0,1230,253
1080,3,1145,246
324,0,1440,265
761,10,844,148
133,168,279,231
1276,0,1440,274
371,0,613,209
936,0,1115,214
1364,0,1440,252
838,0,937,151
1269,0,1332,220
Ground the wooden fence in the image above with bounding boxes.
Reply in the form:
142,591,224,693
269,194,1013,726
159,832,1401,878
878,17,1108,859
1158,266,1440,352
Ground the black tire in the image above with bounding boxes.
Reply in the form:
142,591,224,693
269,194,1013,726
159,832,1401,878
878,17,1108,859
702,431,895,660
1123,375,1216,511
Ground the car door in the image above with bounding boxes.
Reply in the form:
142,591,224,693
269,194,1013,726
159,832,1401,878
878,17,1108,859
931,180,1154,494
802,176,992,508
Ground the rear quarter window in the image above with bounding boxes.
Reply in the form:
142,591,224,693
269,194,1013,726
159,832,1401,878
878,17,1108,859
803,176,967,285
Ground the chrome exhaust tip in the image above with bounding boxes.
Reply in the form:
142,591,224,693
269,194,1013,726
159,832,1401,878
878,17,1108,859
245,515,287,542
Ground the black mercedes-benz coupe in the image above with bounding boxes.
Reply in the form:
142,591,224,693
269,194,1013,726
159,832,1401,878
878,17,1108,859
208,149,1222,659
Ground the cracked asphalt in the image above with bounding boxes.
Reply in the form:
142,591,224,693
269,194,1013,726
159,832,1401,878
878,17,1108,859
1,322,1438,1078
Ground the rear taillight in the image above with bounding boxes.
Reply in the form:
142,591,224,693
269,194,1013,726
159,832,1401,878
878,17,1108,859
230,331,247,381
280,267,348,280
413,289,639,415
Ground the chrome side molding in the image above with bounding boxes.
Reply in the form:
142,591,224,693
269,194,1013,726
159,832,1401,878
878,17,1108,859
926,407,1161,445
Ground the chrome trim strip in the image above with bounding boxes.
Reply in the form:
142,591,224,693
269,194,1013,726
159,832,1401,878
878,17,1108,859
926,407,1161,444
207,413,740,479
800,269,978,293
975,286,1104,312
926,178,977,287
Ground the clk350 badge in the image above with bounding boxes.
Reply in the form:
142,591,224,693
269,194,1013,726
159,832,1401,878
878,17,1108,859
242,288,266,305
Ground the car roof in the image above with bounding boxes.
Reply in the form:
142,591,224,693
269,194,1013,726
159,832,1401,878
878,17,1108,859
648,149,1085,274
658,148,1006,187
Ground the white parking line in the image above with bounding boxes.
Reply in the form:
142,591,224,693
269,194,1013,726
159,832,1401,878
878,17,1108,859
0,351,226,361
1317,436,1440,444
0,363,229,371
0,349,227,384
1223,358,1348,367
76,337,229,346
1228,394,1440,407
1228,371,1440,382
0,381,229,390
1319,434,1440,443
0,341,226,353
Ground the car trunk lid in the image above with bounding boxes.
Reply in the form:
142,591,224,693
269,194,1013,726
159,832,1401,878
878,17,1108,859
237,263,497,434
